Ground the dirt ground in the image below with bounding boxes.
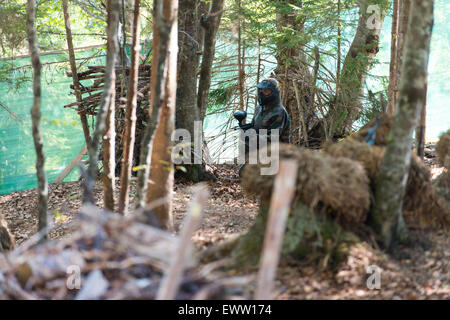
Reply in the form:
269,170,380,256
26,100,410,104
0,165,258,246
1,145,449,300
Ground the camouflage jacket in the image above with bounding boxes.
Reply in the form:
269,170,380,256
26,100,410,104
250,101,291,143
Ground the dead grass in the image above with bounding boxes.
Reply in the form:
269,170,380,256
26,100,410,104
241,144,371,225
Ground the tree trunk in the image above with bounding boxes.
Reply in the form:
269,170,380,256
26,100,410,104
119,0,141,215
274,0,310,144
118,0,130,67
394,0,412,107
197,0,224,180
86,0,120,206
102,0,121,211
142,0,179,231
26,0,48,238
197,0,225,121
236,0,245,111
336,0,341,99
416,82,427,159
176,0,200,138
176,0,216,183
62,0,91,146
371,0,434,248
255,37,262,109
103,91,116,211
387,0,399,116
336,0,390,135
175,0,201,182
136,0,172,209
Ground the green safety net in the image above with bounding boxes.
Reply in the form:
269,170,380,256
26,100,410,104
0,48,105,195
1,3,449,196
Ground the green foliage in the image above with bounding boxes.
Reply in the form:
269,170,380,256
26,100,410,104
0,2,27,56
357,85,388,128
208,83,235,113
36,0,107,51
0,61,29,91
0,0,110,58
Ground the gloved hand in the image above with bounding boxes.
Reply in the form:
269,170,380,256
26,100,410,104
233,110,253,131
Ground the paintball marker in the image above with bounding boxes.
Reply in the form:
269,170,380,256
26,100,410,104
233,110,253,131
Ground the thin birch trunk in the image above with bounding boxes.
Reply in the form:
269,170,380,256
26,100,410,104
102,0,120,211
197,0,225,120
119,0,141,215
237,0,245,111
394,0,412,107
336,0,341,81
26,0,48,238
86,0,120,205
255,37,261,108
387,0,399,116
145,0,179,229
371,0,434,248
136,0,173,209
416,83,427,159
62,0,91,146
336,0,341,107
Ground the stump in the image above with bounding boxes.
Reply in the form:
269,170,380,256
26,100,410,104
229,139,450,269
436,129,450,167
231,199,359,270
434,129,450,212
241,144,371,226
324,138,450,230
231,144,371,269
0,214,15,252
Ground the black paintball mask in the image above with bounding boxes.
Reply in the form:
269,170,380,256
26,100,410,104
257,78,281,106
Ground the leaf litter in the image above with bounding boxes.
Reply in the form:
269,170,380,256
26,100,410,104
0,155,448,299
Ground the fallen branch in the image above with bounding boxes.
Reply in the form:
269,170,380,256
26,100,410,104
157,185,209,300
53,145,88,184
255,160,298,300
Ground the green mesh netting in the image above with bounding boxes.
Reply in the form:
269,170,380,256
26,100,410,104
0,49,105,195
1,5,449,196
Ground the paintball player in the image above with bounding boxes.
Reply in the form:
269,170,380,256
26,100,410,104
234,78,291,175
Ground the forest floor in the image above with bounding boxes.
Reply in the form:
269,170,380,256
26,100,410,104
1,144,448,299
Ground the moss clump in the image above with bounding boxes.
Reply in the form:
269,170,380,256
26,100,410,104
436,129,450,168
231,200,360,270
